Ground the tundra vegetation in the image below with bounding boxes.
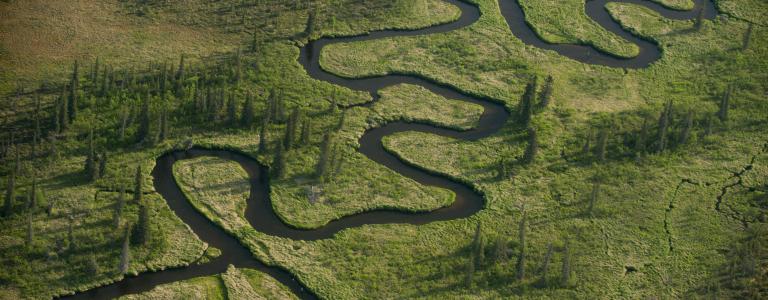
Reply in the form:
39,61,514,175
0,0,766,299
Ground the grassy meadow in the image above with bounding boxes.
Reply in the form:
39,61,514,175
1,0,766,299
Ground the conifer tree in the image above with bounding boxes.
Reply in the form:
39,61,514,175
742,23,753,51
114,185,125,229
133,202,150,245
519,81,536,126
538,75,554,108
657,101,672,153
120,225,131,274
703,115,714,137
59,87,69,132
137,91,151,143
258,118,268,154
284,108,299,149
582,130,592,155
717,85,731,122
67,215,75,252
523,127,538,164
85,128,98,181
28,177,37,209
53,98,61,134
134,165,143,203
695,7,705,31
516,209,527,281
561,238,571,287
336,109,346,131
635,119,649,154
174,54,186,98
465,253,475,288
305,9,317,38
158,109,168,142
587,181,600,217
3,169,14,217
595,128,609,162
272,141,286,179
316,132,333,178
494,236,508,263
300,119,311,145
226,94,237,126
679,110,694,145
68,60,79,122
539,243,554,285
241,92,255,128
26,214,33,249
99,152,108,179
233,48,242,84
119,108,128,141
87,255,100,275
472,223,484,267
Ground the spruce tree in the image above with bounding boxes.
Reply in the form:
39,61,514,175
59,87,69,132
582,130,592,155
635,119,649,154
703,115,714,137
305,9,317,38
85,128,98,181
87,255,100,275
695,7,705,31
284,108,299,149
519,81,535,126
26,214,33,249
114,185,124,229
133,202,150,245
657,101,672,153
241,92,255,128
68,60,79,122
174,54,186,98
226,94,237,126
336,109,346,131
523,127,538,164
717,85,731,122
67,215,75,252
300,119,311,145
99,152,107,179
561,238,571,287
742,23,753,51
120,225,131,274
119,108,128,141
678,110,694,145
538,75,554,108
316,132,333,178
587,181,600,217
258,118,268,154
516,209,527,281
134,165,143,203
4,169,15,217
594,128,609,162
53,98,61,134
272,141,286,179
494,236,508,263
539,243,554,285
137,91,151,143
28,177,37,209
472,223,484,267
465,253,475,288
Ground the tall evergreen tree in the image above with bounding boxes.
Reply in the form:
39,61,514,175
539,243,554,285
26,214,33,249
316,132,333,178
465,252,475,288
133,202,150,245
519,80,536,126
587,181,601,217
120,225,131,274
300,118,311,145
472,223,484,267
582,130,592,155
594,128,609,162
657,101,672,153
284,108,300,149
695,7,705,31
523,127,538,164
59,87,69,132
241,92,255,128
258,118,268,154
85,128,98,181
742,23,753,51
174,54,186,98
28,177,37,209
272,141,286,179
137,91,151,143
99,152,108,179
538,75,554,108
635,119,649,154
561,238,571,287
158,109,168,142
678,110,694,145
114,185,125,229
493,236,508,263
226,94,237,126
717,85,732,122
3,169,14,217
134,165,143,203
305,9,317,38
68,60,79,122
516,209,527,281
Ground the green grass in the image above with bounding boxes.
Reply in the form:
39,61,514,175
1,0,767,299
